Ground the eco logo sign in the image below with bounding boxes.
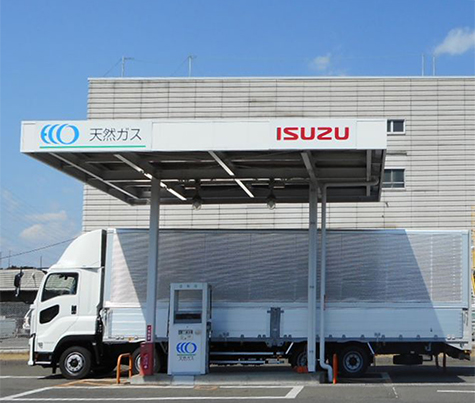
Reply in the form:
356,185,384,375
40,124,80,146
176,342,197,355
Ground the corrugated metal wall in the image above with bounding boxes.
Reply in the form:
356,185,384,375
84,77,475,231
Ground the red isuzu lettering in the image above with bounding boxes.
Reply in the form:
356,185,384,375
277,126,350,141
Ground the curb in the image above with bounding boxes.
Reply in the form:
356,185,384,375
0,350,29,361
130,372,324,386
0,349,29,354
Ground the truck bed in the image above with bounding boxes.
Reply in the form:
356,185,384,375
102,229,472,349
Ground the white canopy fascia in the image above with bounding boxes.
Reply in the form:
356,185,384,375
21,118,387,205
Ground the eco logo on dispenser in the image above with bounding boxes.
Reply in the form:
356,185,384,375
176,342,198,355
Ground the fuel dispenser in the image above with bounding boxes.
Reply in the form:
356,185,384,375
168,283,211,375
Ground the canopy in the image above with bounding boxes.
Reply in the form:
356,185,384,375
21,118,386,205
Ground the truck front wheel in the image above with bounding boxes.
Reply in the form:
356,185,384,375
59,346,92,379
338,345,369,377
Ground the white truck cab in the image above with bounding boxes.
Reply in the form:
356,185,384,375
28,230,104,378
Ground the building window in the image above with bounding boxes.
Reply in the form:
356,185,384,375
383,169,405,189
387,119,405,134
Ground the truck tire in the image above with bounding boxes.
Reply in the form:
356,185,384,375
131,347,161,375
338,345,369,378
289,344,321,369
59,346,92,379
290,344,308,368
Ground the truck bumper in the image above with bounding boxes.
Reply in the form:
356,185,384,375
28,334,53,366
28,334,34,366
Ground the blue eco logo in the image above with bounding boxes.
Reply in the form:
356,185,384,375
41,124,80,145
176,342,197,355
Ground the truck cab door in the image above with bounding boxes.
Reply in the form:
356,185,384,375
35,272,80,353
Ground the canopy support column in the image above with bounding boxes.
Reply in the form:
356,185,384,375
319,186,333,382
307,180,318,372
142,178,161,375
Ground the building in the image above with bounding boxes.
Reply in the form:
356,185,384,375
0,268,45,337
83,77,475,235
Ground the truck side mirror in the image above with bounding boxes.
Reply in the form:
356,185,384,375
14,270,24,297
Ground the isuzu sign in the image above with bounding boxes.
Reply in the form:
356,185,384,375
22,118,386,152
276,126,350,141
271,119,357,149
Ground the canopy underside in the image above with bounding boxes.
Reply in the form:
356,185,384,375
29,149,386,205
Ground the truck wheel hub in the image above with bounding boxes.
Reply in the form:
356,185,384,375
66,353,84,373
344,353,361,371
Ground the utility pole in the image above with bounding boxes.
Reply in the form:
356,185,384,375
421,54,425,76
188,55,197,77
8,250,11,268
0,251,2,269
121,56,134,77
432,55,437,76
40,256,42,270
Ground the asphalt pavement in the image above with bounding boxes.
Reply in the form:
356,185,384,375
0,337,28,353
0,356,474,402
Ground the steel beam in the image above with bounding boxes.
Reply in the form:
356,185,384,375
307,180,318,372
366,150,372,196
102,167,369,182
301,151,317,182
50,153,140,201
115,154,186,201
143,177,161,374
209,151,255,198
319,188,333,382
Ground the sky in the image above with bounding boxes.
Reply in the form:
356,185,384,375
0,0,474,269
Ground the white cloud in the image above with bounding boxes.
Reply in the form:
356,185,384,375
434,27,475,56
20,224,46,241
310,54,331,72
1,190,19,211
26,210,67,222
20,211,76,242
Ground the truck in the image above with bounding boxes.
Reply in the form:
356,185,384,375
21,228,473,379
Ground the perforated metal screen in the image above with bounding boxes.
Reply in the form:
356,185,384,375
107,229,465,305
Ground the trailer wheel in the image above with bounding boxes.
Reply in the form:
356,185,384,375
289,344,321,369
290,345,308,368
59,346,92,379
339,345,369,378
131,347,161,375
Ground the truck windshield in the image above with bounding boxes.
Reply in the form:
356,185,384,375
41,273,78,302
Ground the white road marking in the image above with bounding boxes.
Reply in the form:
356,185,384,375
50,385,293,390
56,386,195,389
391,386,399,399
1,398,300,401
0,387,52,401
285,386,304,399
220,386,296,389
304,383,475,387
0,385,304,401
73,381,475,388
0,376,46,379
3,382,475,401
